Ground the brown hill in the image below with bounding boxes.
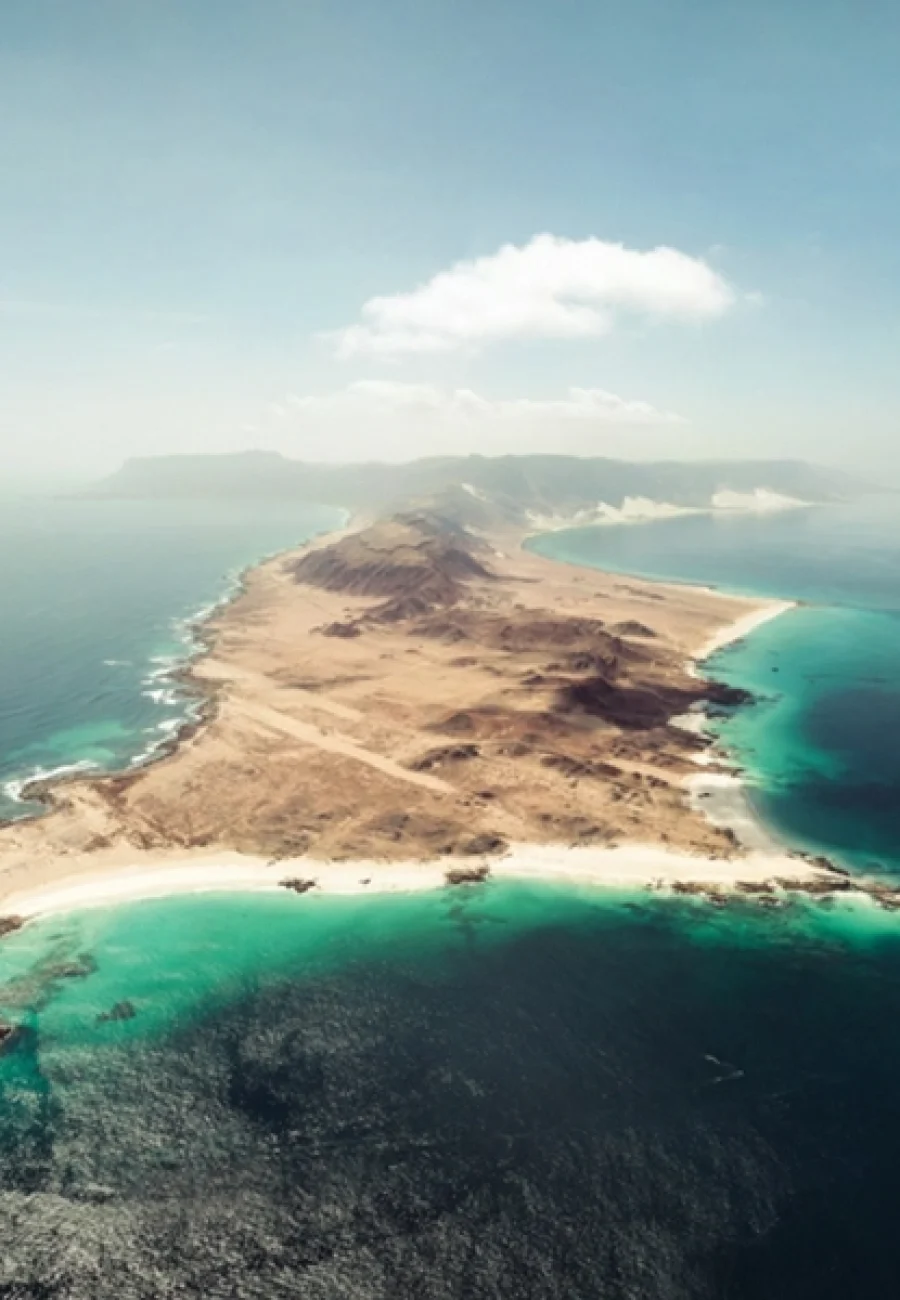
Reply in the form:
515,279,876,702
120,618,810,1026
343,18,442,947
290,511,494,607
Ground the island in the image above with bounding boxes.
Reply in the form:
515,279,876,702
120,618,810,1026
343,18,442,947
0,499,888,918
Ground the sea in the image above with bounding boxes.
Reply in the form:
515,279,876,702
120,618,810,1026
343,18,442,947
1,493,900,1297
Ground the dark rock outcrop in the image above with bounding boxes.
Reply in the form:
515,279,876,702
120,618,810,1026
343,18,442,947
609,620,657,638
457,833,507,856
540,753,622,781
408,743,480,772
445,864,491,885
318,621,361,639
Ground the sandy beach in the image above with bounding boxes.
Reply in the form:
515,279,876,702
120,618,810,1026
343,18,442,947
694,599,796,663
0,840,833,921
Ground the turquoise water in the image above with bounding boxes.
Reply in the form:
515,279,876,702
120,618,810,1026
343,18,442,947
531,496,900,875
0,497,341,819
3,494,900,1293
4,881,900,1295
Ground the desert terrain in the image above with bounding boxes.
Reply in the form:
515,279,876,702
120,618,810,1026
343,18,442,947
0,508,868,912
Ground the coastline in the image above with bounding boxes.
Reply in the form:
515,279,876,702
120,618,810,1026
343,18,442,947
0,841,845,922
0,509,875,927
692,598,796,665
4,515,354,822
681,598,797,851
523,527,799,854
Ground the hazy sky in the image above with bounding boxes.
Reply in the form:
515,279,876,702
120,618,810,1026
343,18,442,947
3,0,900,481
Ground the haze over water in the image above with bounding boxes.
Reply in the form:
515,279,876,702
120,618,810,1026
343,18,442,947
1,497,900,1295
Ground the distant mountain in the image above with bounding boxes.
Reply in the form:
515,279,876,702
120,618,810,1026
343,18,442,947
88,450,867,518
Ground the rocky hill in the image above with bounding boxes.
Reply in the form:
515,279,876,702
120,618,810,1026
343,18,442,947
289,511,494,609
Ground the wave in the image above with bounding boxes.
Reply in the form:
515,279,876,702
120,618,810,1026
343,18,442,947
2,757,101,806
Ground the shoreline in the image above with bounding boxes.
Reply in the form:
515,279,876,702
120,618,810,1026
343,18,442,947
684,598,800,857
693,599,796,665
681,598,797,851
521,531,799,855
0,841,854,922
2,514,352,823
0,555,255,817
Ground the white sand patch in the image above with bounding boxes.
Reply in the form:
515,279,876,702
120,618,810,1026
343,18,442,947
711,488,809,513
686,772,777,852
695,599,795,664
528,497,699,532
529,485,811,537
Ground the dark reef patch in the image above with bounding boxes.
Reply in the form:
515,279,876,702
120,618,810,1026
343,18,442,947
2,896,900,1297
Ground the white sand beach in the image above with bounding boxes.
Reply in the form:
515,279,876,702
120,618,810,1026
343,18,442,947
695,599,796,663
1,840,832,922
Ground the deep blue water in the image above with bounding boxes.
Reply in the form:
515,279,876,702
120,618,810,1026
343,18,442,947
1,494,900,1295
0,497,341,820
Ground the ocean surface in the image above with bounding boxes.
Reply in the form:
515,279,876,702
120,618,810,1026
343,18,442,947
0,497,340,821
1,494,900,1296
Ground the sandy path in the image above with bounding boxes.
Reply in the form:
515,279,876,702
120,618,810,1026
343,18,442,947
201,659,364,722
238,700,453,794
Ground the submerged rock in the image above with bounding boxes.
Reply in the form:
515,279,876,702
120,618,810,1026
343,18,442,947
49,953,98,980
98,1000,137,1024
0,1020,20,1053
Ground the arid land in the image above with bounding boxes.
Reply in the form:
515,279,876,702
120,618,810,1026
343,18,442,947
0,508,888,918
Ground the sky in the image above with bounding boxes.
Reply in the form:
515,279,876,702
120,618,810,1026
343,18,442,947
3,0,900,483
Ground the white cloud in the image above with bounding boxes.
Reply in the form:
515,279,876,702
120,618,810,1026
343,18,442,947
289,380,685,427
332,234,737,358
269,380,685,461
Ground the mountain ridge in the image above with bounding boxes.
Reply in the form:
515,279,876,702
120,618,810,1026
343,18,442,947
86,451,867,519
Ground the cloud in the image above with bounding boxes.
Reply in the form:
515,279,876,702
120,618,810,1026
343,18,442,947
289,380,686,426
332,234,736,358
266,380,686,461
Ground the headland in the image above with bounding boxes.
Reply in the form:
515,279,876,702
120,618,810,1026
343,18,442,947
0,502,886,920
